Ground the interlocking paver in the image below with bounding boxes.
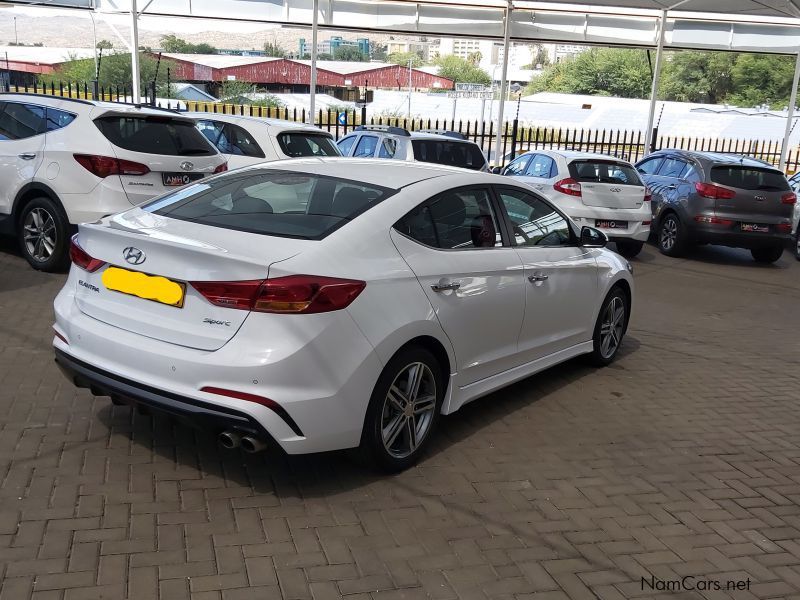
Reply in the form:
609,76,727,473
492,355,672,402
4,238,800,599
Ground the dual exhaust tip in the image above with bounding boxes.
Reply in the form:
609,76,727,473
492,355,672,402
219,430,267,454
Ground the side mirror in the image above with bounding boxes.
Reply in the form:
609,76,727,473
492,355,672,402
580,226,607,248
490,166,504,175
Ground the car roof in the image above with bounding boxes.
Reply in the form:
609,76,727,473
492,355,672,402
523,149,632,164
0,94,189,118
186,112,332,134
249,157,495,189
408,132,478,144
649,149,778,169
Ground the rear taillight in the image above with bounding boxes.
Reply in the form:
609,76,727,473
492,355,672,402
694,215,734,226
695,182,736,200
554,177,582,197
213,162,228,174
74,154,150,178
191,275,366,314
781,192,796,204
644,188,652,202
69,234,105,272
777,223,793,233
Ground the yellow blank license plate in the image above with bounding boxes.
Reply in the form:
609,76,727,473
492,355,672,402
102,266,186,307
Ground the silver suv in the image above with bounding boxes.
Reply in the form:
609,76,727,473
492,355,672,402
637,150,795,263
336,125,488,171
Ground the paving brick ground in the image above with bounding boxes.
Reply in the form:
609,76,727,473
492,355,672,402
1,236,800,600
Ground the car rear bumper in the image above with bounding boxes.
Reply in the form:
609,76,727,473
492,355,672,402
692,227,791,249
570,216,650,242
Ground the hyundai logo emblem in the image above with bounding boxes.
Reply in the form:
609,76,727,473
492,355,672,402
179,161,194,172
123,246,146,265
609,187,622,193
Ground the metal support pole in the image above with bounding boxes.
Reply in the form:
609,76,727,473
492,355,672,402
644,9,667,156
780,51,800,171
407,59,413,122
492,0,512,168
130,0,141,103
308,0,318,124
451,96,457,127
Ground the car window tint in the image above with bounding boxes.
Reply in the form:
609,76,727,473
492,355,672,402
636,157,662,175
197,120,225,148
337,135,356,156
503,155,530,176
95,115,216,156
0,103,46,140
681,163,701,183
378,138,397,158
353,135,378,157
659,157,687,178
45,107,76,131
497,187,572,247
395,187,501,249
218,123,265,158
147,170,395,240
710,166,790,191
277,132,339,157
411,139,487,171
568,160,642,185
525,154,555,178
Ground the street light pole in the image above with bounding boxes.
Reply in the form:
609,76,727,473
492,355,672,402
407,58,413,122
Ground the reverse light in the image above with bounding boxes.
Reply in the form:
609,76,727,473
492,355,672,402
74,154,150,178
695,182,736,200
781,192,796,205
213,162,228,174
191,275,366,314
69,235,106,272
554,177,582,197
694,215,734,226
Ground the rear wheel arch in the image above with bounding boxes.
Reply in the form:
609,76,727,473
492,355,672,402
13,182,65,227
611,279,632,333
392,335,452,387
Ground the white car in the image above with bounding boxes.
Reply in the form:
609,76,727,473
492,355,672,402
189,113,340,169
501,150,651,258
788,171,800,260
0,94,227,271
53,159,633,471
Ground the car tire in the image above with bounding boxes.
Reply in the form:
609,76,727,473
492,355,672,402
17,196,70,272
615,240,644,258
360,346,444,473
751,245,783,264
657,212,688,257
587,286,628,367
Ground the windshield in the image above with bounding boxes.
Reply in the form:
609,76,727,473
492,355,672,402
145,169,395,240
568,160,643,185
411,139,486,170
95,115,217,156
710,166,789,191
277,132,340,157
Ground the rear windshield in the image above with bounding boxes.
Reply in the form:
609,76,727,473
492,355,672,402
411,139,486,171
277,132,340,157
145,169,395,240
568,160,642,185
710,166,789,191
95,115,217,156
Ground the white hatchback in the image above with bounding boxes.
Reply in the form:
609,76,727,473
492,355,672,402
502,150,652,258
189,113,340,169
53,159,633,471
0,94,227,271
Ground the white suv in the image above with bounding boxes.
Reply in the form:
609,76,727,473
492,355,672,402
189,113,340,170
337,125,488,172
0,94,227,271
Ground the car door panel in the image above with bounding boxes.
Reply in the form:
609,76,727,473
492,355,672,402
0,102,46,216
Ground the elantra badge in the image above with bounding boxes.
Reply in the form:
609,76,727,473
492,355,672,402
123,246,146,265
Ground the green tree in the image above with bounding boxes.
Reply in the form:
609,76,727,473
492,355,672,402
370,41,387,62
96,39,113,50
660,51,735,104
387,51,423,68
727,53,796,108
263,42,286,58
525,44,550,69
160,34,216,54
433,55,491,85
40,52,173,92
333,45,367,62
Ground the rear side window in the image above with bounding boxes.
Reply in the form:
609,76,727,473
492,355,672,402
354,135,378,157
710,166,789,191
568,160,642,186
524,154,556,178
277,132,339,157
378,138,397,158
412,139,487,170
146,170,395,240
636,157,662,175
95,115,216,156
46,108,76,131
0,102,46,140
337,135,356,156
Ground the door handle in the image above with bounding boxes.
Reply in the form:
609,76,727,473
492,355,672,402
18,153,36,160
528,273,549,283
431,280,461,292
666,184,677,190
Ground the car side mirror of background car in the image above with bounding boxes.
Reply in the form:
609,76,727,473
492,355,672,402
490,166,504,174
580,226,608,248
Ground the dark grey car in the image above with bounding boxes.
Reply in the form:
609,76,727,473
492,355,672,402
636,150,795,263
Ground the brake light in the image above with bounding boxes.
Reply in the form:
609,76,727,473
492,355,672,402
74,154,150,177
694,215,734,226
644,188,652,202
191,275,366,314
781,192,796,204
200,386,278,408
69,234,105,272
213,162,228,174
554,177,582,197
777,223,792,233
695,182,735,200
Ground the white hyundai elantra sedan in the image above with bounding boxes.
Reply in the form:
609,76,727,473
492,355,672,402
53,158,633,471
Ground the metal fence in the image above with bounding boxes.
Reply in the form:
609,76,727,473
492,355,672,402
7,82,800,172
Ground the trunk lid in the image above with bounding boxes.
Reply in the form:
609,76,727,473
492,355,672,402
568,159,646,209
709,165,793,224
72,208,308,351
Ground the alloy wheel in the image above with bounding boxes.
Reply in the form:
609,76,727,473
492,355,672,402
599,296,625,359
381,362,437,459
23,208,57,263
660,217,677,251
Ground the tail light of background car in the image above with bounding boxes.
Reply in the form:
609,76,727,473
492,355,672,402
74,154,150,178
781,192,796,204
191,275,366,314
695,182,736,200
776,223,793,233
644,188,652,202
213,163,228,174
694,215,734,226
554,178,582,197
69,235,106,272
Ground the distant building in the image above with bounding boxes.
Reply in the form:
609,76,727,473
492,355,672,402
550,44,588,62
298,36,369,58
216,49,268,57
385,40,433,62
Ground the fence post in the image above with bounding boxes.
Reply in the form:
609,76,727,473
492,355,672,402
650,127,659,153
509,118,519,163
